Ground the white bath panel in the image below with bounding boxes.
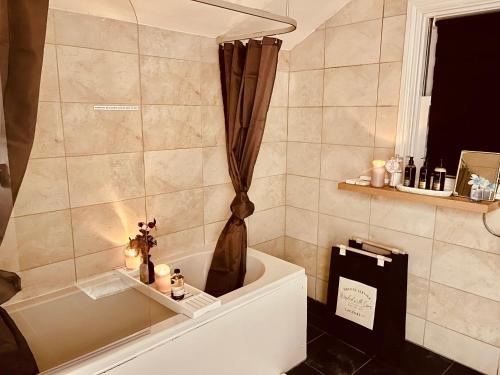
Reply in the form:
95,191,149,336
115,268,221,319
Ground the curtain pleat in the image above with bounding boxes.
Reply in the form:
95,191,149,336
205,37,281,297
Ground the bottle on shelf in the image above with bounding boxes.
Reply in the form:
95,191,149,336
403,156,417,187
171,268,185,301
417,157,431,189
432,159,447,191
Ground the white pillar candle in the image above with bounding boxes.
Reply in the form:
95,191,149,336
154,264,171,293
371,160,386,188
124,247,141,270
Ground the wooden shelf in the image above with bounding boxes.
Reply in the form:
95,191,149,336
338,182,500,214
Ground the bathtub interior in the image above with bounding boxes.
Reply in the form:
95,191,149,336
4,246,266,373
157,248,266,291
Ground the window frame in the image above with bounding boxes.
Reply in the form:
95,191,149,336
396,0,500,169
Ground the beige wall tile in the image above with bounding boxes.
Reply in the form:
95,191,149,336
62,103,142,156
139,25,200,60
317,246,332,281
248,207,285,245
201,106,225,147
200,37,218,63
321,144,373,181
67,153,144,207
370,196,436,238
369,226,432,279
146,189,204,236
71,198,145,256
140,55,200,105
286,175,319,212
57,46,140,103
287,142,321,178
0,221,20,272
430,241,500,302
315,279,328,304
54,11,138,53
31,102,65,158
407,274,428,318
307,275,316,299
424,322,500,375
252,236,285,259
289,70,324,107
319,179,371,223
144,149,202,195
202,146,231,186
16,210,73,270
286,206,318,245
324,65,379,106
327,0,383,27
142,105,201,150
323,107,376,147
427,282,500,346
270,71,289,107
263,107,287,143
384,0,408,17
290,30,325,71
318,214,369,248
325,20,382,67
203,183,233,224
277,51,290,72
14,158,69,216
406,314,425,345
75,247,124,280
250,175,286,212
45,10,55,44
254,142,286,178
288,107,322,143
375,106,398,148
200,63,222,105
377,62,402,106
373,147,394,161
381,15,406,62
18,259,75,300
154,226,205,260
284,236,317,276
204,220,226,245
435,208,500,255
39,44,60,101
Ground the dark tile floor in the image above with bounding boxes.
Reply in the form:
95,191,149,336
287,299,484,375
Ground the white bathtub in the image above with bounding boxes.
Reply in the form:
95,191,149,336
6,246,307,375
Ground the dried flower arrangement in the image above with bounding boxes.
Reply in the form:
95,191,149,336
129,219,157,260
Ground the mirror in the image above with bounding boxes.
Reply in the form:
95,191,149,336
454,151,500,201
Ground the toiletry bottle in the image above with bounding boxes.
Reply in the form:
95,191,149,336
432,159,447,191
418,158,431,189
171,268,185,301
403,156,417,187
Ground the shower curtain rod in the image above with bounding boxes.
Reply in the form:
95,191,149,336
191,0,297,43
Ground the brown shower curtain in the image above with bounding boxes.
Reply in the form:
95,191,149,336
205,37,281,297
0,0,48,245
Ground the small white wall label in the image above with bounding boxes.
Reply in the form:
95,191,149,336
93,105,139,111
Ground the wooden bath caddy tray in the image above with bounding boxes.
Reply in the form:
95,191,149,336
115,268,221,319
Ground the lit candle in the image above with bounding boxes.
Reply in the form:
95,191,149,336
371,160,386,188
154,264,171,293
124,246,141,270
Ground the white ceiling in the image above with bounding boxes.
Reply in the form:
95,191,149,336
49,0,350,50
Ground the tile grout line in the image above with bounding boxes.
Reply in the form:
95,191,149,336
351,358,373,375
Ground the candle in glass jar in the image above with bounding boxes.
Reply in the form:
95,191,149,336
124,247,141,270
154,264,171,293
371,160,386,188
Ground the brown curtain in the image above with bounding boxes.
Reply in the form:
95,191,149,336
0,0,48,245
205,37,281,297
